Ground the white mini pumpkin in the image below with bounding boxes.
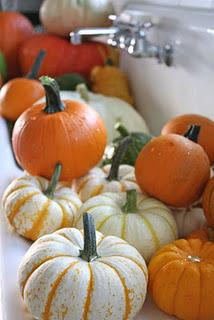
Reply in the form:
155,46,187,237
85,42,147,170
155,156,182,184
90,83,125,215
18,213,148,320
2,164,82,240
77,190,178,262
35,85,150,143
171,201,207,238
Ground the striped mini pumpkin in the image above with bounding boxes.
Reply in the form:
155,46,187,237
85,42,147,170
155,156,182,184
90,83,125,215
76,164,140,202
77,190,178,262
2,167,82,241
18,213,148,320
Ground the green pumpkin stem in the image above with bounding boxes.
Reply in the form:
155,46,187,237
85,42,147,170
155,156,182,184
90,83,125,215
107,136,131,181
44,163,62,199
76,83,89,102
115,122,130,138
207,227,214,241
26,50,46,79
123,190,138,213
79,213,99,262
41,76,65,113
184,125,201,143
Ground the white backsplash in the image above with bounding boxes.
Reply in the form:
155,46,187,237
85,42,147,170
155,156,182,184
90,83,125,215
112,2,214,134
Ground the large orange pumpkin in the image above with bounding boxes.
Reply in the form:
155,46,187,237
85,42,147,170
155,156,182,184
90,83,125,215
0,50,45,121
135,126,210,207
12,76,107,181
202,176,214,226
149,238,214,320
0,12,34,77
161,114,214,165
187,227,214,242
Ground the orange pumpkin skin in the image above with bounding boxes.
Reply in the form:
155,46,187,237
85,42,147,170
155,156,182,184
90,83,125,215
187,228,214,241
135,134,210,207
149,238,214,320
12,100,107,181
202,177,214,226
0,12,34,77
162,114,214,165
0,78,44,121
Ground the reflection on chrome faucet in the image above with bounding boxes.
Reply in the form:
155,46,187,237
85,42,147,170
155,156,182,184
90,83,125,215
70,10,173,66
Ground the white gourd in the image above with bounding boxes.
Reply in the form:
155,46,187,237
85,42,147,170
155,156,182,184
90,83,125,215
40,0,114,36
18,213,148,320
77,191,178,262
35,87,150,143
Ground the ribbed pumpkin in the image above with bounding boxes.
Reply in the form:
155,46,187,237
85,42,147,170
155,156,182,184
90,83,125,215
77,190,178,262
202,176,214,226
18,213,148,320
149,238,214,320
187,227,214,241
135,125,210,207
2,164,82,241
12,76,107,181
162,114,214,165
75,137,139,202
0,50,45,121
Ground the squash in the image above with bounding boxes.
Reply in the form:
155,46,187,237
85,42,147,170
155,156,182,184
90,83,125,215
75,137,140,202
18,34,116,78
171,201,206,237
135,125,210,207
187,227,214,241
0,12,34,77
148,238,214,320
91,60,134,105
2,164,82,241
103,122,153,166
77,190,178,262
12,77,107,181
202,176,214,226
0,50,45,121
162,114,214,165
40,0,114,37
18,213,148,320
35,84,149,143
54,73,88,91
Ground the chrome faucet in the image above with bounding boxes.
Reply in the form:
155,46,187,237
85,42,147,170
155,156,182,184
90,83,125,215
70,10,173,66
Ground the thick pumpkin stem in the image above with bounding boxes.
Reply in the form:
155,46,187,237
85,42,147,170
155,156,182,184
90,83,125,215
184,125,201,143
26,50,46,79
208,227,214,241
123,190,138,213
44,163,62,199
79,213,99,262
40,76,65,113
76,83,89,102
107,136,131,181
115,122,130,138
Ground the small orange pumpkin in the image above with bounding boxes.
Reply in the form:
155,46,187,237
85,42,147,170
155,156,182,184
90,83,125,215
202,176,214,226
187,227,214,242
149,238,214,320
12,76,107,181
0,50,45,121
161,114,214,165
135,125,210,207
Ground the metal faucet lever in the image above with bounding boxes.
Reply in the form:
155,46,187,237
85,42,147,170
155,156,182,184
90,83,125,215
70,9,173,66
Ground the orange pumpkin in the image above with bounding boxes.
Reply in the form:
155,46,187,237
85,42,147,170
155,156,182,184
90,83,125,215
0,50,45,121
187,227,214,242
12,76,107,181
135,125,210,207
162,114,214,165
202,176,214,226
0,12,34,77
149,238,214,320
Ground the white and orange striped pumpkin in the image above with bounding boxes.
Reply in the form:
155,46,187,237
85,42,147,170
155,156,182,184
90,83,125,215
77,191,178,262
2,164,82,241
18,213,148,320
